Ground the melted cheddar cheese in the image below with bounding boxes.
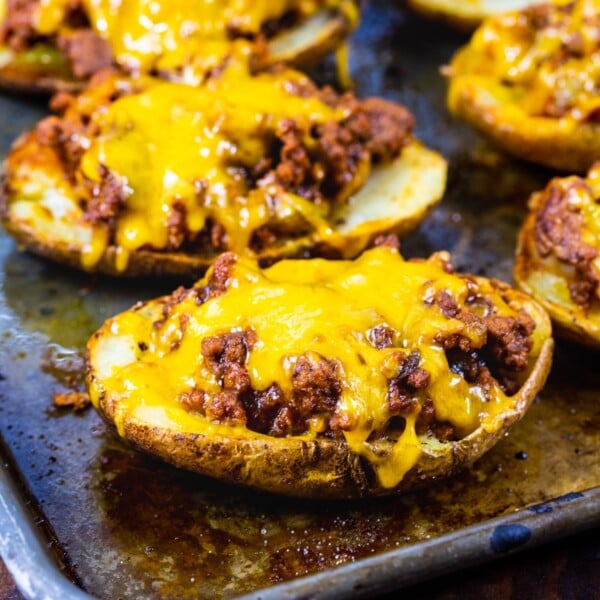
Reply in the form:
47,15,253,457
448,0,600,121
89,247,545,489
32,0,358,79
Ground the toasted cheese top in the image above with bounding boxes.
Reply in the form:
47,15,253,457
449,0,600,121
88,247,545,488
33,0,357,78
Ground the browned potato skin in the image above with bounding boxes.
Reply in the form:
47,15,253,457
0,63,82,95
448,68,600,173
515,211,600,349
87,285,553,499
0,9,355,95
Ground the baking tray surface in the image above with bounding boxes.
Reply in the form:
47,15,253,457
1,2,599,598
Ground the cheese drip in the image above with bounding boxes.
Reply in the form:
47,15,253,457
449,0,600,121
75,66,361,269
34,0,358,78
91,247,540,489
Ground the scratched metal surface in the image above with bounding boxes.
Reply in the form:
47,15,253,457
0,2,599,598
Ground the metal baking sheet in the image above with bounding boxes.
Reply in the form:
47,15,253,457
1,2,599,598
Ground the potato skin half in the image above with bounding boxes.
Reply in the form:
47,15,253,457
87,285,553,500
1,131,446,278
447,68,600,173
515,210,600,349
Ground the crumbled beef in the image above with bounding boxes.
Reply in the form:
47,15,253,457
204,390,247,425
84,165,127,224
357,97,415,162
387,351,430,416
485,311,535,371
166,202,187,250
203,251,237,298
534,178,599,309
242,383,288,435
415,397,456,442
367,325,395,349
0,1,112,79
178,387,207,412
56,28,112,79
273,119,315,196
52,391,90,411
201,328,257,378
255,88,414,206
156,285,196,326
434,289,460,318
433,287,536,394
182,341,345,437
35,114,92,175
0,0,39,51
291,353,342,416
313,118,368,199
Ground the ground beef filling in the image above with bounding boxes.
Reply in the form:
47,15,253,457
0,3,321,82
159,258,455,441
533,178,599,310
31,75,414,256
433,288,535,396
176,331,455,440
514,3,600,120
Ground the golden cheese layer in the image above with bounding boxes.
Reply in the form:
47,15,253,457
31,0,358,78
88,247,545,489
449,0,600,121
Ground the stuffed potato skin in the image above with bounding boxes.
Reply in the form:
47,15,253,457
1,66,446,277
87,247,553,498
447,0,600,172
515,164,600,348
0,0,359,93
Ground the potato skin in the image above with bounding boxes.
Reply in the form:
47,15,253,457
447,69,600,173
87,286,553,499
0,9,355,95
1,131,446,278
515,210,600,349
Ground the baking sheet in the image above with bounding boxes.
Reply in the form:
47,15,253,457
0,2,599,598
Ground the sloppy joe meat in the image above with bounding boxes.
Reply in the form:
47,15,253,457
533,177,599,309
